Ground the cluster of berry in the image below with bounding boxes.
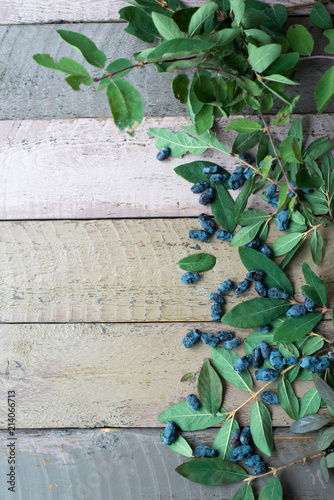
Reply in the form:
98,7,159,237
182,328,240,350
190,165,227,206
162,420,217,457
230,427,267,475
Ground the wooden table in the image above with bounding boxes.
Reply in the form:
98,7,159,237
0,1,334,498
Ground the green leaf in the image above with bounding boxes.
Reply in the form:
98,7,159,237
296,169,324,190
195,105,214,135
299,387,321,418
208,28,241,46
326,452,334,468
277,341,299,358
211,184,236,232
119,6,159,43
258,156,272,180
320,455,330,483
213,417,240,460
232,483,255,500
324,29,334,54
182,125,230,155
172,74,189,105
145,38,214,62
290,414,334,433
303,190,329,214
248,43,281,73
230,222,263,247
157,401,227,430
226,118,262,134
230,0,245,25
310,2,332,30
148,128,207,157
175,458,248,486
239,247,293,295
296,335,324,355
232,131,263,154
250,401,273,456
263,52,300,76
313,375,334,411
234,177,256,217
277,180,289,211
152,11,183,39
64,75,92,90
262,74,298,85
197,360,223,414
56,29,106,68
277,376,299,420
271,233,304,257
236,209,268,226
212,347,253,392
280,136,303,164
97,58,134,91
107,80,143,133
315,66,334,113
194,75,221,105
33,54,91,78
274,313,322,343
317,426,334,450
178,253,216,272
258,477,283,500
287,24,314,56
159,431,193,457
310,230,323,265
302,262,327,305
188,2,218,37
222,298,289,329
181,371,195,382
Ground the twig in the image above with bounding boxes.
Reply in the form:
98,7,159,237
246,452,325,481
301,55,334,61
286,1,326,8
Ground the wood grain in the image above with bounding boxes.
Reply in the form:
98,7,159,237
0,21,331,121
0,219,333,323
1,0,330,24
0,322,333,429
2,114,334,219
0,428,333,500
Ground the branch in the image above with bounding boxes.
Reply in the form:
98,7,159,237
301,55,334,61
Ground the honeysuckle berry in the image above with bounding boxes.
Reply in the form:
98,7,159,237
244,166,254,179
231,429,240,448
162,421,177,445
210,173,227,184
302,188,314,194
191,182,210,194
238,152,253,163
194,445,217,457
245,455,261,467
187,394,200,411
283,356,298,366
245,237,261,249
267,196,279,208
255,281,267,297
230,445,254,461
256,325,271,333
181,272,200,284
198,213,216,234
259,244,272,258
234,278,251,295
277,208,289,231
255,368,280,381
253,461,267,475
217,279,233,294
215,230,233,241
156,146,171,161
258,341,271,359
286,304,307,318
233,355,252,373
201,331,219,346
266,184,276,201
268,287,289,299
211,303,223,322
246,270,265,282
209,292,224,304
300,356,318,369
303,293,315,312
224,337,241,350
216,331,234,341
199,188,216,205
252,347,264,369
189,229,211,241
240,427,251,445
270,348,284,370
316,357,331,372
229,167,246,190
182,329,201,348
203,166,219,175
261,391,280,405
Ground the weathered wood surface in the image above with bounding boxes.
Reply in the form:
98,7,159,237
0,21,331,120
0,0,330,24
0,219,333,323
0,428,333,500
0,322,332,428
1,114,333,219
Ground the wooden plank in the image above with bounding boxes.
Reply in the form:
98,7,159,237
1,0,330,24
0,219,333,323
1,114,333,220
0,322,332,428
0,21,331,121
0,428,333,499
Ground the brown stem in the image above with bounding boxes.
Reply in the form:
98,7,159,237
301,55,334,61
247,452,325,481
286,1,325,8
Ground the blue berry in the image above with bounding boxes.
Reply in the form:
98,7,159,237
246,270,265,282
230,445,254,461
199,188,216,205
203,166,219,175
216,331,234,341
210,174,227,184
267,196,279,208
194,445,217,458
234,355,252,373
302,188,314,194
187,394,200,411
156,146,171,161
229,167,246,190
238,152,253,163
182,329,201,348
255,281,267,297
224,338,241,350
253,461,267,475
270,348,284,370
245,237,261,249
201,332,219,346
191,182,211,194
211,303,223,322
231,429,240,448
286,304,307,318
210,293,224,304
181,272,200,284
268,287,289,299
255,368,280,381
215,230,233,241
258,341,271,359
283,356,298,366
245,455,261,467
266,184,276,201
259,244,272,258
256,325,271,333
240,427,251,445
303,293,315,312
244,166,254,179
162,421,177,445
261,391,280,405
252,347,264,369
217,279,233,294
300,356,319,369
277,208,289,231
189,229,211,241
316,357,331,372
234,278,251,295
198,213,216,234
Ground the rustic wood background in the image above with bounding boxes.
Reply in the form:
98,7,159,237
0,1,334,498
